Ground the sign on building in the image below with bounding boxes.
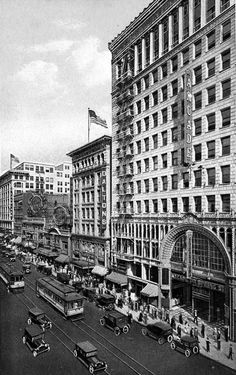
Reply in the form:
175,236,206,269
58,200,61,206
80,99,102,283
184,69,192,165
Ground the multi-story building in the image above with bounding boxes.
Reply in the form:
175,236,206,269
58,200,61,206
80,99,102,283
67,135,112,276
109,0,236,340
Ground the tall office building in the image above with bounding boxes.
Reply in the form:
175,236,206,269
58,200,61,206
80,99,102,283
109,0,236,340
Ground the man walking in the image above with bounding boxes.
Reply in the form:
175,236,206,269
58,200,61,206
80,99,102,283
201,322,205,338
228,344,233,360
206,336,210,352
193,309,198,325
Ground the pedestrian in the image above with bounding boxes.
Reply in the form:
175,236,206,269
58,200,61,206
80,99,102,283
190,327,194,337
213,327,217,341
184,321,189,334
228,343,233,360
194,327,198,339
179,312,183,325
224,326,229,342
138,311,143,322
201,322,205,338
171,316,176,330
193,309,198,325
165,310,169,323
217,329,221,341
127,311,133,325
177,324,182,338
206,336,210,352
143,311,148,325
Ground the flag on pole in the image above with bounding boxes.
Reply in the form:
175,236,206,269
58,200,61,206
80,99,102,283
10,154,20,163
88,109,108,128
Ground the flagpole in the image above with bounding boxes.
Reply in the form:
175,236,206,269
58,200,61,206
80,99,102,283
88,108,90,143
10,155,12,170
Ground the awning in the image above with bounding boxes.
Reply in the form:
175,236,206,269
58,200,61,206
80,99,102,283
91,265,108,277
14,236,22,244
105,272,127,286
23,241,36,249
55,254,70,264
37,248,58,258
141,283,159,298
72,259,94,269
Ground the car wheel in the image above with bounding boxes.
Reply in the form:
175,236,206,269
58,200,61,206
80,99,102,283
158,337,165,345
89,364,94,374
33,351,37,357
22,336,26,344
100,318,105,326
193,346,199,354
142,328,148,336
123,325,129,334
170,342,176,350
114,327,121,336
73,349,78,357
108,304,114,310
167,334,173,343
27,318,32,325
185,349,191,358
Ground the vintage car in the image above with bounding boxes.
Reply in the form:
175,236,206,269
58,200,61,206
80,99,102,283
57,272,70,284
100,311,130,336
22,325,50,357
83,287,97,302
22,263,31,274
141,321,173,344
170,335,200,357
27,307,52,330
73,341,107,374
95,294,115,310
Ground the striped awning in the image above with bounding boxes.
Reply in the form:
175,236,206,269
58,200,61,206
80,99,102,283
105,272,127,286
141,283,159,298
55,254,70,264
91,265,108,277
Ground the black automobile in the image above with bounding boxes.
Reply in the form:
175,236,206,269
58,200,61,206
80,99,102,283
27,307,52,330
73,341,107,374
96,294,115,310
57,272,70,284
22,263,31,274
83,287,97,302
100,311,130,336
141,321,173,344
22,325,50,357
170,335,200,357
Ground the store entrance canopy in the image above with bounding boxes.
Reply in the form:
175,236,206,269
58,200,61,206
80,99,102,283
105,272,127,286
91,265,108,277
55,254,70,264
141,283,159,298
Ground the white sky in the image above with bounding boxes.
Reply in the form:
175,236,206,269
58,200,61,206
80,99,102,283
0,0,152,174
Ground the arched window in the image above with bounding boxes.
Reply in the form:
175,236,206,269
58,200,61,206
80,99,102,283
219,227,225,243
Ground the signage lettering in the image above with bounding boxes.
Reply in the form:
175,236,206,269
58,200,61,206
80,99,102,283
184,69,192,164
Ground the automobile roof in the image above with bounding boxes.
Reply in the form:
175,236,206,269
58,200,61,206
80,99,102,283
107,310,125,318
149,321,172,330
29,307,44,316
181,335,199,343
98,294,115,299
25,325,44,337
76,341,97,352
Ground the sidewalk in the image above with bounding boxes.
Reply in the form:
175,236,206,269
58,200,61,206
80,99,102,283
115,303,236,371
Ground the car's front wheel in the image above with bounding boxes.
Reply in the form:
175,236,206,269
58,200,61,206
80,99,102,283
108,304,114,310
27,318,32,325
170,342,176,350
185,349,191,358
142,328,148,336
89,364,94,374
193,346,199,354
167,334,173,343
100,318,105,326
22,336,26,344
114,327,121,336
123,325,129,334
73,349,78,357
33,351,37,357
158,336,165,345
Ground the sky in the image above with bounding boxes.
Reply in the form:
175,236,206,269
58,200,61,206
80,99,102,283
0,0,153,174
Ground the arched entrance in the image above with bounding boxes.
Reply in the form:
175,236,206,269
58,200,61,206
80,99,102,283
161,224,231,323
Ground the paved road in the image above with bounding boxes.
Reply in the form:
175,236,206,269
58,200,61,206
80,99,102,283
0,258,235,375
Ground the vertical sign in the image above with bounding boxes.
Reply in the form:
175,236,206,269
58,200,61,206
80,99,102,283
101,172,107,231
184,69,192,165
186,230,193,278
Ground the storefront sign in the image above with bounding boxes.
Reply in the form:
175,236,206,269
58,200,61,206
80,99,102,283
101,172,107,230
184,69,192,165
172,273,225,292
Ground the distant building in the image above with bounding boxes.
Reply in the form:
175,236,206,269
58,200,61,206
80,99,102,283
67,135,112,276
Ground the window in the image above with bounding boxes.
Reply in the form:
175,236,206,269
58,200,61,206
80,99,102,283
144,117,149,131
207,168,216,186
207,30,215,50
144,158,149,172
182,172,189,188
162,108,168,123
207,85,216,104
136,120,141,134
221,0,230,12
152,90,158,106
136,201,141,213
162,153,167,168
171,79,178,96
162,199,167,212
137,161,141,174
144,96,149,110
144,74,149,89
144,137,149,152
172,151,178,166
194,144,202,161
153,199,158,213
222,19,231,41
153,112,158,127
194,1,201,31
194,196,202,212
172,103,178,119
144,200,149,213
144,179,150,193
182,197,189,212
221,165,230,183
172,174,178,190
221,194,230,212
221,136,230,155
194,170,202,187
194,39,202,58
206,0,215,22
207,195,215,212
153,177,158,192
162,85,168,101
207,113,216,131
182,48,189,65
172,127,178,142
136,80,141,94
153,134,158,149
136,100,141,114
207,58,215,77
183,1,189,38
162,131,167,146
194,91,202,109
207,140,215,159
222,49,230,70
172,198,178,213
222,79,231,99
221,107,230,127
172,55,178,72
161,62,168,78
152,68,158,83
163,17,169,53
162,176,168,191
136,140,141,154
153,156,158,170
194,65,202,84
194,118,202,135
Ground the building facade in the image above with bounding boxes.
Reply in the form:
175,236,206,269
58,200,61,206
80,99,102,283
68,136,112,275
109,0,236,340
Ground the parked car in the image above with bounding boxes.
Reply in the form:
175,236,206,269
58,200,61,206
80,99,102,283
72,281,83,293
170,335,200,357
22,325,50,357
83,287,97,302
22,263,31,274
27,307,52,330
100,311,130,336
96,294,115,310
141,321,173,344
57,272,70,284
73,341,107,374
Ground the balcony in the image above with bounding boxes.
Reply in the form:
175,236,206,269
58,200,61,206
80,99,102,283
116,70,133,88
116,89,134,105
116,108,134,123
124,150,133,159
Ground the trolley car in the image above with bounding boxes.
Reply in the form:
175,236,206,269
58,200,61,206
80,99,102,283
0,262,24,289
36,277,84,318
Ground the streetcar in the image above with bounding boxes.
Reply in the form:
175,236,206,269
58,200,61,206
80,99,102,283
0,262,24,289
36,276,84,318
